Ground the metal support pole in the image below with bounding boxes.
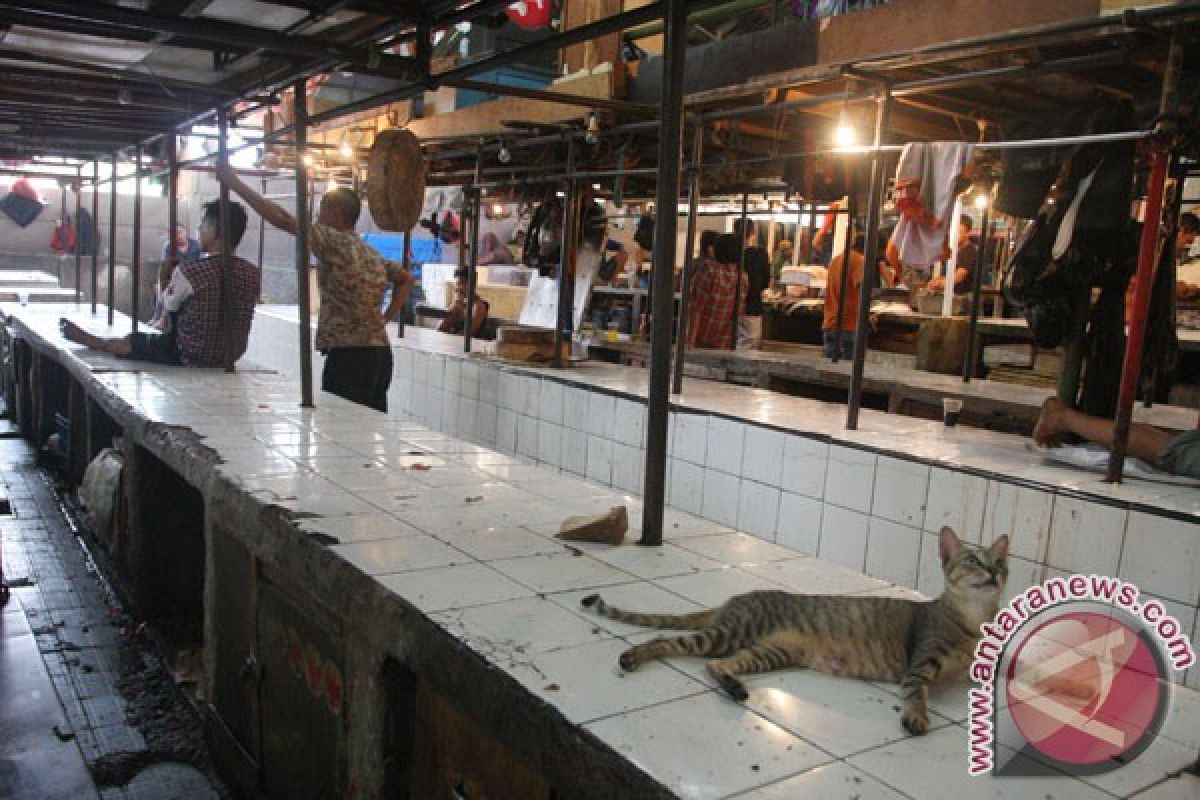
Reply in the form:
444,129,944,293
731,191,748,350
831,192,857,364
107,152,116,326
131,145,142,336
1107,148,1170,482
846,90,892,430
73,166,82,305
167,132,178,311
639,0,686,547
399,228,411,338
216,108,234,372
553,137,577,369
465,143,484,354
90,159,98,314
294,80,315,407
257,176,266,267
673,125,703,395
962,196,992,382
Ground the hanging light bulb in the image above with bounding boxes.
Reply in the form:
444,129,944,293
497,144,512,164
973,193,989,210
833,109,857,149
584,111,600,146
326,178,339,192
301,153,314,167
339,139,354,159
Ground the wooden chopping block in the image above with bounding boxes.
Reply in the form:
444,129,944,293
556,506,628,545
496,325,569,363
367,129,426,232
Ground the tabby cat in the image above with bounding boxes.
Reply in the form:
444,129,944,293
581,527,1008,734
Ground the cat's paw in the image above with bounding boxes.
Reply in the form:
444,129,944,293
580,594,600,608
618,649,638,671
901,709,930,735
717,674,749,703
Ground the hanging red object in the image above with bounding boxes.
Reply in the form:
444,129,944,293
506,0,552,29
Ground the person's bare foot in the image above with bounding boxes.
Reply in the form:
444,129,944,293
59,318,86,344
1032,397,1069,447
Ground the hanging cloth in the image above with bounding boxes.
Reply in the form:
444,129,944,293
890,142,974,269
51,191,76,255
0,179,44,227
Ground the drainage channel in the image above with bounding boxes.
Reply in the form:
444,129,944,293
2,450,228,800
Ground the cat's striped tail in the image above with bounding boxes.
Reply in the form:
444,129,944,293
581,594,718,630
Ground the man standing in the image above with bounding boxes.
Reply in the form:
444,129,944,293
732,218,770,350
217,165,411,412
927,214,978,293
61,201,259,367
687,233,746,349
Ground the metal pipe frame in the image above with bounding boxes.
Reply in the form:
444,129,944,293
91,159,99,315
731,191,749,351
73,167,82,305
107,153,117,326
167,133,179,324
131,145,142,337
640,0,687,548
673,126,703,395
464,142,485,355
961,191,992,383
217,108,235,372
294,81,315,408
845,89,892,430
553,137,578,370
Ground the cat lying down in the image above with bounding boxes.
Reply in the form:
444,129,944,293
582,527,1008,735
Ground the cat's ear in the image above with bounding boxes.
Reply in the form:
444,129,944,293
989,535,1009,563
938,526,963,565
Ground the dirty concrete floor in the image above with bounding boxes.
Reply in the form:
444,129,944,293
0,436,226,800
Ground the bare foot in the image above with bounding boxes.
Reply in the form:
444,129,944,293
59,318,86,344
1032,397,1068,447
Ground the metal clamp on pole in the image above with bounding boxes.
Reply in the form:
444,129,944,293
846,88,892,430
640,0,687,547
294,79,315,408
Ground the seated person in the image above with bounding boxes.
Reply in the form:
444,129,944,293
61,201,259,367
926,214,977,293
438,267,490,338
687,233,746,349
1033,397,1200,479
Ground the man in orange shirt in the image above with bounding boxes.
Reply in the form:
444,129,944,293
823,233,894,360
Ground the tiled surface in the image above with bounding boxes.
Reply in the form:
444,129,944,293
12,305,1200,799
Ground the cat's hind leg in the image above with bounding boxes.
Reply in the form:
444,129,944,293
706,635,811,702
618,627,733,671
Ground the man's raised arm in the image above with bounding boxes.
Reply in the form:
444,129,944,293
216,163,298,235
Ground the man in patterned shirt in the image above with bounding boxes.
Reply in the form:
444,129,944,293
217,163,411,412
686,233,746,349
60,200,260,368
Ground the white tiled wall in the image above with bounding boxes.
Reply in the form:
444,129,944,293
363,340,1200,691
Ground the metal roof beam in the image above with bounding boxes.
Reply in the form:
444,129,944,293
0,48,238,98
0,0,421,73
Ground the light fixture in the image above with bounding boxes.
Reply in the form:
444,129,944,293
592,182,601,190
339,139,354,159
491,203,505,216
555,190,565,198
301,153,314,167
973,193,989,210
497,145,511,164
833,109,857,149
326,178,339,192
584,112,599,146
